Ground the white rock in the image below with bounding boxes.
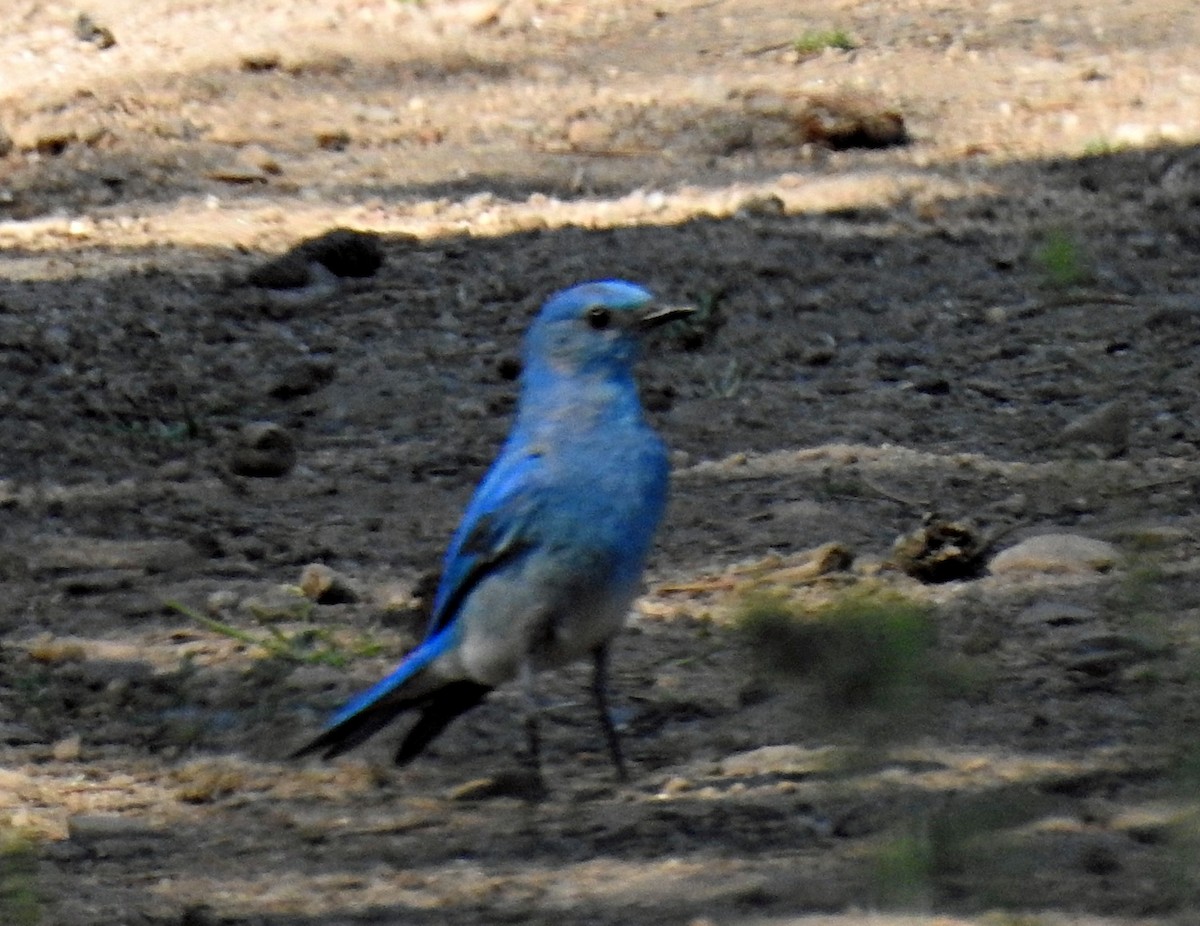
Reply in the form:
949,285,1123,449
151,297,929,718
990,534,1119,574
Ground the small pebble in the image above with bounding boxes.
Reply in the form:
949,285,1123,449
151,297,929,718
314,127,351,150
658,776,693,796
240,50,281,72
52,734,82,762
565,116,613,150
75,13,116,48
299,563,360,604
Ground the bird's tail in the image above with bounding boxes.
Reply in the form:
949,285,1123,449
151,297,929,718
392,680,491,764
291,631,488,762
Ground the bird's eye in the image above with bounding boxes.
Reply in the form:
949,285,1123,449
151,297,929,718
585,306,612,330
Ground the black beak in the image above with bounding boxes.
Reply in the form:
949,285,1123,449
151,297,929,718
635,303,696,332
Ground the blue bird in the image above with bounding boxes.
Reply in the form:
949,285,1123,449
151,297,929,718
293,280,692,780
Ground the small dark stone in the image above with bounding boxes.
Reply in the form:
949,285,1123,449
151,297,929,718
297,228,385,278
643,384,677,412
737,680,773,707
243,228,387,295
269,357,337,399
75,13,116,49
1079,843,1122,876
239,51,281,72
496,355,522,381
914,376,951,396
58,569,137,596
244,252,315,290
188,531,225,559
890,515,989,583
412,569,440,605
180,904,219,926
228,421,297,478
315,128,351,151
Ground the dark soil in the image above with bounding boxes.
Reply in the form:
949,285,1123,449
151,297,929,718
2,1,1200,923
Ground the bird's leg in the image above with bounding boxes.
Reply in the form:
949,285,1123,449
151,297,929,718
518,661,544,780
591,644,629,781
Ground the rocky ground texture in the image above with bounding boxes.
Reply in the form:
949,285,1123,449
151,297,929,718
3,1,1200,924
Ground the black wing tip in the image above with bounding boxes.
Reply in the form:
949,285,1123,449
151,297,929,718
392,681,491,766
289,731,347,762
289,703,405,763
289,681,492,765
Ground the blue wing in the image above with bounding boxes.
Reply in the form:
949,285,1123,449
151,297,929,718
292,444,547,760
426,443,546,636
324,631,454,727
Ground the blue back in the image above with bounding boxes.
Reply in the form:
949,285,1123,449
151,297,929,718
428,280,668,635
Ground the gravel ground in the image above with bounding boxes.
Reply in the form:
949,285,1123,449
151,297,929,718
2,1,1200,924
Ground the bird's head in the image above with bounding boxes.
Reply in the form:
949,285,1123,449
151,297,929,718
525,280,693,378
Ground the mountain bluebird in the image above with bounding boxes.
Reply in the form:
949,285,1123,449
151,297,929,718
293,280,692,781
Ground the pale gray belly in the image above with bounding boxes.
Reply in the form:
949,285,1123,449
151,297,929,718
447,554,636,686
